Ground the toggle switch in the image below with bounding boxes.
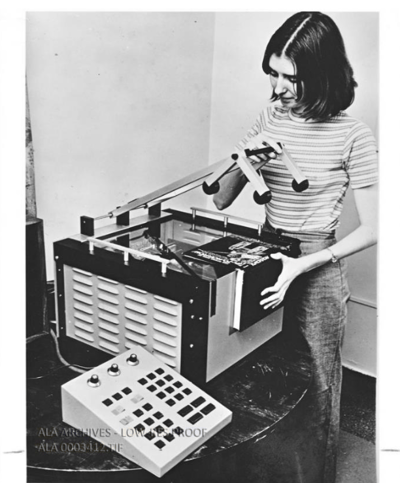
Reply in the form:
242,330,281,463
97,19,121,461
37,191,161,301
127,353,139,366
107,363,121,376
88,374,101,387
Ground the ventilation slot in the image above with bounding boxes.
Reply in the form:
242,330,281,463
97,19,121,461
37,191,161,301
98,282,119,295
153,313,178,327
99,331,120,344
154,303,178,317
154,295,178,306
99,303,119,315
98,276,119,285
75,329,94,343
99,321,119,335
73,293,93,306
72,274,93,286
73,302,94,315
74,321,94,333
73,284,93,296
126,285,147,294
74,312,93,324
125,291,148,305
153,350,177,368
153,332,177,348
72,268,92,277
125,302,147,315
125,311,147,325
153,322,177,338
126,321,148,336
99,340,120,354
125,331,147,346
98,312,119,325
98,293,119,305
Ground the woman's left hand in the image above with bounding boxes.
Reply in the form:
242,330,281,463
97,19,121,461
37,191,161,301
260,252,305,310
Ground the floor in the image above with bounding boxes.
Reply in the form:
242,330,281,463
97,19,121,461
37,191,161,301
337,368,376,483
235,367,377,483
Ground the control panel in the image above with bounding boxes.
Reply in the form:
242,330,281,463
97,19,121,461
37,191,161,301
61,346,232,477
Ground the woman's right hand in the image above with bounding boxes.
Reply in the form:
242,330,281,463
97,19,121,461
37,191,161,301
241,133,282,163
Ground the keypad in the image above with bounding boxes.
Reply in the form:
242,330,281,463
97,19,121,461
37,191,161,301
62,345,232,478
120,415,133,426
178,405,193,417
164,419,173,428
188,412,203,425
201,403,216,415
191,396,206,408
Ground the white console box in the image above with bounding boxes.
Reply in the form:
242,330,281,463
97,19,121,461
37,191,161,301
61,345,232,477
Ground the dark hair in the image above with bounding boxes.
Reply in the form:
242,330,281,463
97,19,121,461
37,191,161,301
262,12,357,121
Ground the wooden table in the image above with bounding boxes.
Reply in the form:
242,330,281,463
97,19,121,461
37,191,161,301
27,332,311,482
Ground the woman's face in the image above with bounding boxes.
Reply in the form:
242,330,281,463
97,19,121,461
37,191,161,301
269,54,299,109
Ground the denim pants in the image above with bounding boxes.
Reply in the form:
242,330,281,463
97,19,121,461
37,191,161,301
265,225,350,483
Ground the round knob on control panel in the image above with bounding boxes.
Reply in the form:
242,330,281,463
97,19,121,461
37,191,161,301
127,353,139,366
107,363,121,376
87,374,101,387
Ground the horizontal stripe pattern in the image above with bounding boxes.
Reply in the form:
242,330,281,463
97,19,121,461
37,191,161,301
236,106,378,233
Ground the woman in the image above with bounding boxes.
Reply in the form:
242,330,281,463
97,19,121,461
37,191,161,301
213,12,378,483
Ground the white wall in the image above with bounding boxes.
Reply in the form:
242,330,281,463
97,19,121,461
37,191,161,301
27,12,215,277
208,12,379,376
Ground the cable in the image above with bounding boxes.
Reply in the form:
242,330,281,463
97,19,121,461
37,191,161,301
49,329,93,373
27,330,94,380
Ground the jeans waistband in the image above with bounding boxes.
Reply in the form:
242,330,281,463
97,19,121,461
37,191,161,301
263,221,335,243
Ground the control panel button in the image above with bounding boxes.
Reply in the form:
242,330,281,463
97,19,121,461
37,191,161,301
127,354,139,365
178,405,193,417
188,412,204,425
107,363,121,376
88,374,100,387
191,396,206,408
200,403,216,415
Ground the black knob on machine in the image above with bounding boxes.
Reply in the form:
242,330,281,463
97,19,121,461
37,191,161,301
88,374,101,387
127,353,139,366
107,363,121,376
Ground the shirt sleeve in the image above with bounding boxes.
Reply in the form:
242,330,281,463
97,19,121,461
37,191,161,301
342,121,378,189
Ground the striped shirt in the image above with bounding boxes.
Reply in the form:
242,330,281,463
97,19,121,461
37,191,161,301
236,105,378,234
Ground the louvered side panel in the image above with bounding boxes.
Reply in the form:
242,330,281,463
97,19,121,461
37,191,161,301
123,288,183,372
63,265,183,370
